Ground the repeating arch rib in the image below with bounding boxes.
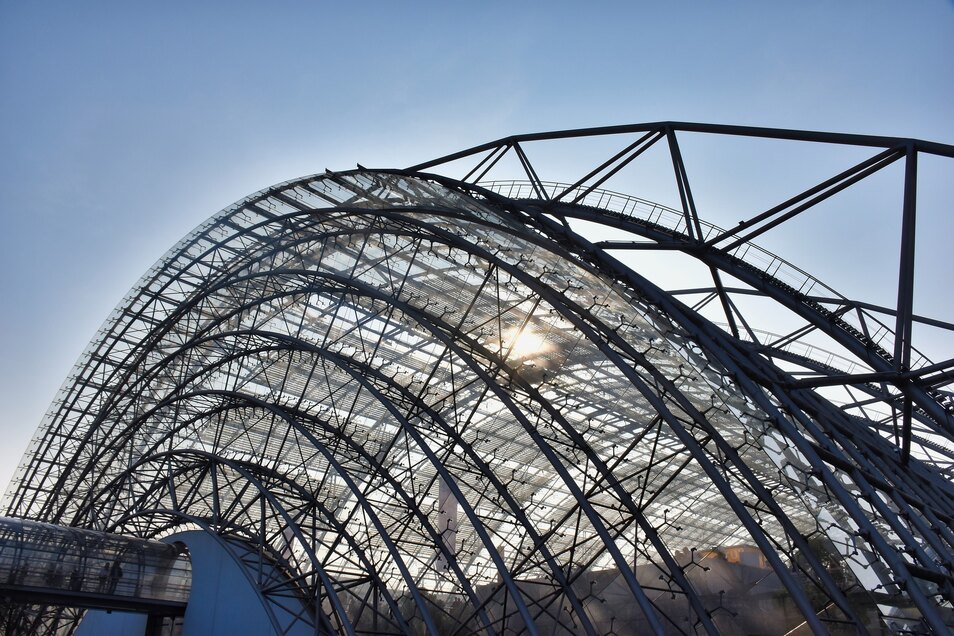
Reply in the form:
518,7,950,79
5,126,953,635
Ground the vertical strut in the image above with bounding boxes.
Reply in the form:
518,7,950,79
666,127,703,241
896,145,918,464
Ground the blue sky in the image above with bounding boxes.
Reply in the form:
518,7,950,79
1,1,952,490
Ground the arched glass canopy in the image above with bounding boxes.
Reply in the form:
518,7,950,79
4,123,953,635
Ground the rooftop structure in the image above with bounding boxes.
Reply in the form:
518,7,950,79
2,123,953,635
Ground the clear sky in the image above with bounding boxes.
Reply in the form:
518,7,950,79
1,1,952,492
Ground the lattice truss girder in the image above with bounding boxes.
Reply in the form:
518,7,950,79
5,128,954,636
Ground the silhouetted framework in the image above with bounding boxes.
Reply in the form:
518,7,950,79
3,123,953,634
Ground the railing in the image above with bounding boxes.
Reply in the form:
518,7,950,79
717,324,866,377
479,180,931,371
0,516,191,612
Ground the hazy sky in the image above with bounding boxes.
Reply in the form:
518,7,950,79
1,1,952,492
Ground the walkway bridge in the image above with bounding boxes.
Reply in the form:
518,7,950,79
0,516,190,617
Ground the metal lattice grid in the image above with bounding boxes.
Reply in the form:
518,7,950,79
3,123,953,635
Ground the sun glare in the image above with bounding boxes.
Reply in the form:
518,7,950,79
509,328,547,360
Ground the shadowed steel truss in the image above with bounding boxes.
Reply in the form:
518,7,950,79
3,123,953,634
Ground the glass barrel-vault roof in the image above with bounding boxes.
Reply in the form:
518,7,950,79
4,162,952,634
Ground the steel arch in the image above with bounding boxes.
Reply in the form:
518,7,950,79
4,124,953,635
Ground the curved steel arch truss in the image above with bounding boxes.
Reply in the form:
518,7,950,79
4,124,954,635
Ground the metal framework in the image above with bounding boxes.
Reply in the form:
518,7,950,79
3,123,953,634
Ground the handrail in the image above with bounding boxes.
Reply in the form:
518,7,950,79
716,324,866,377
0,516,190,611
479,180,933,372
